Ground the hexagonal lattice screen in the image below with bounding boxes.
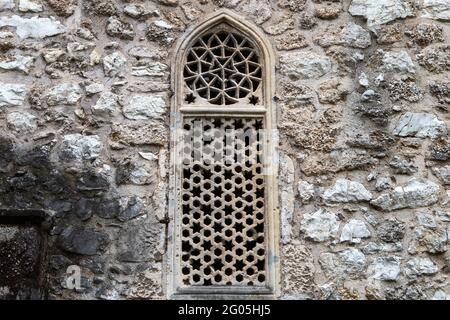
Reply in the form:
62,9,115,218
184,31,262,105
180,117,266,286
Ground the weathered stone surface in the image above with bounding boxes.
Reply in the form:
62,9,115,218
323,179,372,203
0,55,34,73
73,198,96,221
298,180,315,204
367,256,401,281
117,196,145,222
91,91,119,117
319,248,367,280
377,218,406,242
389,155,418,175
59,134,102,162
282,242,317,298
18,0,43,12
301,149,376,176
278,79,315,105
432,166,450,185
0,83,27,107
124,4,157,19
123,96,166,120
58,226,109,255
0,225,46,300
406,23,444,47
263,17,294,36
417,45,450,73
362,242,403,255
315,22,371,49
348,0,415,32
317,78,351,104
382,50,416,74
46,0,75,17
340,219,371,243
85,83,104,96
106,17,135,40
125,269,162,299
0,0,14,10
408,226,448,254
417,212,437,229
146,20,175,45
405,257,438,278
430,82,450,106
131,62,168,78
6,111,37,134
421,0,450,20
103,51,127,77
0,15,66,39
371,179,440,211
275,31,308,51
117,214,164,262
110,122,167,146
392,112,447,138
47,83,82,106
96,198,121,219
315,5,341,20
116,158,158,186
300,209,340,242
280,51,332,79
428,138,450,161
387,78,423,102
76,165,112,191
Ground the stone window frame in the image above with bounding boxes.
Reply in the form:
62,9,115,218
167,9,280,299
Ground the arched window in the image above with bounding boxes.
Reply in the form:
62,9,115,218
167,10,279,298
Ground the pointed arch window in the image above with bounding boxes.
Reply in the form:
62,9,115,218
168,10,279,298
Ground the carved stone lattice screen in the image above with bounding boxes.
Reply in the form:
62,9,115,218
184,31,262,105
169,11,278,298
180,117,266,286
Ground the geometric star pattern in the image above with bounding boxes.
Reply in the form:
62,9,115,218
184,31,262,105
180,117,266,286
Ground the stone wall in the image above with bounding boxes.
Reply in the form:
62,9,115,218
0,0,449,300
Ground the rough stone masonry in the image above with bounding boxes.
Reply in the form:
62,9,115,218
0,0,449,300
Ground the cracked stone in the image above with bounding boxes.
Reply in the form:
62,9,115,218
6,111,37,134
0,55,34,73
106,16,135,40
300,209,340,242
123,95,166,120
382,50,416,74
421,0,450,21
47,83,82,106
392,112,447,138
368,256,401,281
58,226,109,255
59,134,102,162
405,257,438,278
371,178,440,211
103,51,127,77
323,179,372,203
280,51,332,79
0,82,27,107
348,0,415,33
91,91,119,118
0,15,66,39
340,219,371,243
18,0,43,12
